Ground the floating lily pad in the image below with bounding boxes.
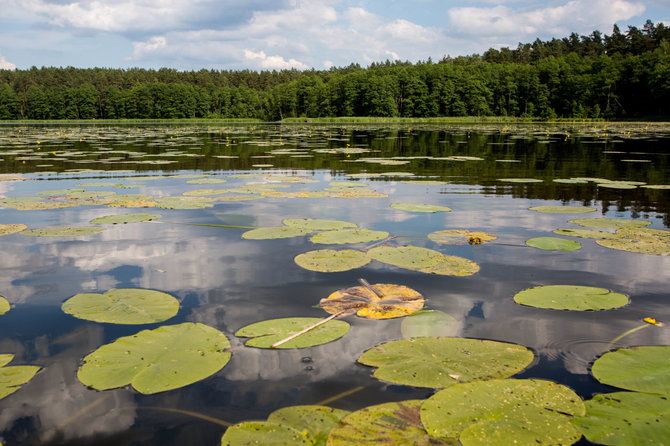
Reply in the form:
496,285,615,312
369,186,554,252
320,283,424,319
268,405,350,444
0,224,28,236
553,178,589,184
569,218,651,229
327,400,451,445
357,337,533,388
153,197,214,209
529,206,596,213
235,317,350,349
282,218,357,231
553,228,619,239
214,194,261,202
67,190,116,199
182,189,228,196
574,392,670,445
597,182,638,189
419,255,480,276
595,227,670,256
221,421,310,445
294,249,370,272
310,228,388,244
428,229,497,245
368,245,444,270
77,322,231,394
242,226,312,240
90,213,162,225
498,178,543,183
592,346,670,394
421,379,585,445
0,297,8,315
401,310,458,338
391,203,452,213
1,354,40,400
513,285,628,311
186,178,227,184
20,226,105,237
37,188,85,196
328,181,368,188
526,236,582,251
642,184,670,190
62,288,179,324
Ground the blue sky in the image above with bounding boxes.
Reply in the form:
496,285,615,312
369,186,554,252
0,0,668,71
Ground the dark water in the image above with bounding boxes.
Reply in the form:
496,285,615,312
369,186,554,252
0,123,668,445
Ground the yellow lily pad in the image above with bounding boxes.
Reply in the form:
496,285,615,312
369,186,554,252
320,283,424,319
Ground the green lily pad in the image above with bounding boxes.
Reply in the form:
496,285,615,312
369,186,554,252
62,288,179,324
574,392,670,445
421,379,585,445
268,405,350,444
186,178,227,184
37,188,85,196
67,190,116,199
569,218,651,229
235,317,350,349
597,182,639,189
513,285,628,311
294,249,370,272
77,322,231,394
428,229,497,245
1,354,40,400
357,337,533,388
594,227,670,256
214,194,261,202
391,203,452,213
368,245,444,270
529,206,596,213
553,178,589,184
419,255,480,276
498,178,543,183
0,297,9,315
283,218,357,231
526,237,582,251
310,228,388,244
182,189,229,196
221,421,310,445
592,346,670,395
153,197,214,209
642,184,670,190
20,226,105,237
401,310,458,338
0,224,28,236
90,213,162,225
242,226,312,240
553,228,619,239
327,400,453,445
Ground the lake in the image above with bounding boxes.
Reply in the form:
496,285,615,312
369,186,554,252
0,123,668,445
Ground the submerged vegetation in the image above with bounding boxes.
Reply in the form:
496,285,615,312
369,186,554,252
1,21,670,121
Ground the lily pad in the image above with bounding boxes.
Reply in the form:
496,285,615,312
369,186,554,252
0,297,8,315
597,182,638,189
419,255,480,276
428,229,497,245
310,228,388,244
242,226,312,240
294,249,370,272
283,218,357,231
153,197,214,209
368,245,444,270
90,213,162,225
498,178,543,183
421,379,585,445
529,206,596,213
77,322,231,394
221,421,310,445
327,400,452,445
0,224,28,236
595,227,670,256
62,288,179,324
268,405,350,444
186,178,227,184
235,317,350,348
391,203,452,213
574,392,670,445
553,228,619,239
20,226,105,237
1,354,40,400
526,237,582,251
320,283,424,320
401,310,458,338
513,285,628,311
591,346,670,394
569,218,651,229
357,337,533,388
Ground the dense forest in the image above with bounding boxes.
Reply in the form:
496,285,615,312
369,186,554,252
1,20,669,121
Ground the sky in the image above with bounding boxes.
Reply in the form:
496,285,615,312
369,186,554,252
0,0,668,71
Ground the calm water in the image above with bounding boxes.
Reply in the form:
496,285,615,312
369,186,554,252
0,123,669,445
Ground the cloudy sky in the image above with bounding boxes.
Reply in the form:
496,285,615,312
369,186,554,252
0,0,668,71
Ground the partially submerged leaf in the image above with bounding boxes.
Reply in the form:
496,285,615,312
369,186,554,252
513,285,628,311
574,392,670,445
242,226,311,240
310,228,389,244
327,400,453,446
0,297,9,315
529,206,596,213
357,337,533,388
20,226,105,237
421,379,585,445
268,405,350,444
221,421,310,446
391,202,452,213
525,236,582,251
428,229,497,245
320,283,424,319
62,288,179,324
591,346,670,395
283,218,357,231
77,322,231,394
0,224,28,236
401,310,458,338
235,317,349,348
0,354,40,400
90,213,162,225
569,218,651,229
294,249,370,272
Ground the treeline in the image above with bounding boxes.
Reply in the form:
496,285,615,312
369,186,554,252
1,20,669,121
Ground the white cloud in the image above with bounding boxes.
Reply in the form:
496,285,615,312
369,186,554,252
243,49,308,70
0,53,17,70
130,35,167,59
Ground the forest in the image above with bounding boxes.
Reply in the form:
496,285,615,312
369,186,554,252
0,20,669,121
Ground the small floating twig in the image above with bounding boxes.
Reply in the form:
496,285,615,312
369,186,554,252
271,310,349,348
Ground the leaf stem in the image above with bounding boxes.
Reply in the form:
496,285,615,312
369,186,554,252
271,310,348,348
358,278,383,298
